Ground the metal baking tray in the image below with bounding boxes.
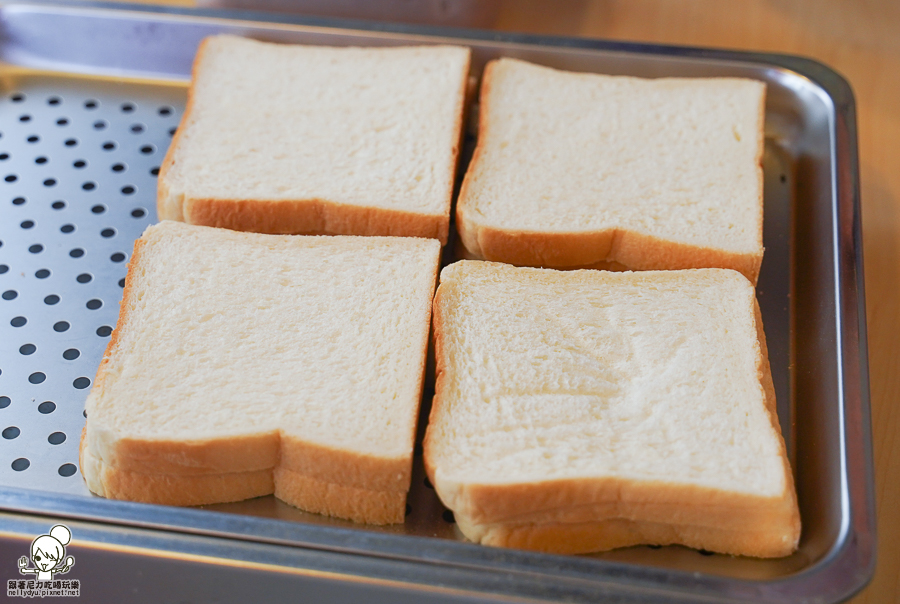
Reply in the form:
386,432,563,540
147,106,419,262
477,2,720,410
0,2,875,602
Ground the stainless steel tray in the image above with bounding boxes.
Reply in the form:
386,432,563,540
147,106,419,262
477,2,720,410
0,2,875,602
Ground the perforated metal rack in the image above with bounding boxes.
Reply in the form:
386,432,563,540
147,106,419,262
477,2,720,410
0,2,875,603
0,76,183,496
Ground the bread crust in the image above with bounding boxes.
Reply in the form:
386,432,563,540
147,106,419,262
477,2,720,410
156,36,209,224
274,468,406,525
184,196,450,243
456,224,763,283
81,437,403,523
455,513,798,558
456,60,765,284
158,39,471,246
425,262,800,556
80,434,273,506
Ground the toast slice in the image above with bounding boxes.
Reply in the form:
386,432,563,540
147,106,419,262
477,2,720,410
81,221,441,524
456,59,766,282
424,261,800,556
159,35,470,245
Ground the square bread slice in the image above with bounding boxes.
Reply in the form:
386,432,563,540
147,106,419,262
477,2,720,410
456,58,766,282
80,221,441,524
158,35,470,245
424,261,800,556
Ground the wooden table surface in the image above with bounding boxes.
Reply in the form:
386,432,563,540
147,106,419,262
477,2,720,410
122,1,900,601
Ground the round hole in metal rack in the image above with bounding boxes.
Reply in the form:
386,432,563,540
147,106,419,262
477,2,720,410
12,196,25,205
121,102,135,113
158,106,172,116
73,377,91,389
150,167,159,176
73,160,86,168
58,464,77,477
131,124,144,133
101,228,116,238
121,186,135,195
131,208,146,218
44,294,59,305
48,432,66,445
10,316,26,327
47,96,61,106
102,141,116,151
0,264,7,274
11,93,25,102
111,163,125,173
3,426,20,439
110,252,126,263
76,273,92,283
69,248,84,258
86,299,102,310
118,278,125,288
91,204,105,214
28,372,45,384
169,127,177,136
60,224,74,233
84,100,98,109
20,220,34,229
27,135,39,143
19,115,30,122
34,269,49,279
2,289,17,300
56,118,68,126
43,179,57,187
0,153,8,160
64,138,77,147
140,145,154,154
53,321,69,333
38,401,56,414
11,458,29,471
82,182,96,191
0,396,10,408
5,174,17,182
51,200,65,210
19,343,36,355
29,243,44,253
35,156,47,164
93,120,106,130
62,349,79,361
96,325,112,337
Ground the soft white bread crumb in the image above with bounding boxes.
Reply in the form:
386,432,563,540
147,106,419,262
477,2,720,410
81,221,441,524
456,59,766,282
424,261,799,556
159,35,470,244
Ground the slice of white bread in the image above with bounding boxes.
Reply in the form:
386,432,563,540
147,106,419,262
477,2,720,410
158,35,470,245
80,221,441,524
456,58,766,283
424,261,800,556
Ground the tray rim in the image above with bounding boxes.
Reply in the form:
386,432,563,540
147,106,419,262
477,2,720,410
0,2,876,603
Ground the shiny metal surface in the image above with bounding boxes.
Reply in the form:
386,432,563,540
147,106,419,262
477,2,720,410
0,2,874,603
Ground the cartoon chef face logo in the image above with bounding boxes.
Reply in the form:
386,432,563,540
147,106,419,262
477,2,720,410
18,525,75,581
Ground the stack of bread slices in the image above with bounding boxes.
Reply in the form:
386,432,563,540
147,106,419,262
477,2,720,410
81,35,800,557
